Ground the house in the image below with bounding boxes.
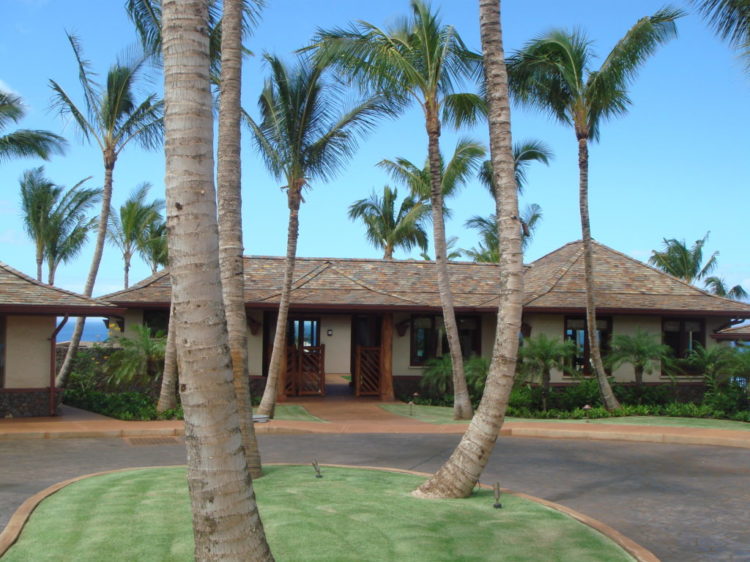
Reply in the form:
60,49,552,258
103,241,750,399
0,262,120,417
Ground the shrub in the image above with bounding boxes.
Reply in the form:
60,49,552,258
63,388,183,421
550,378,602,410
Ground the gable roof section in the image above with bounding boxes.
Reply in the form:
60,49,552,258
0,262,119,315
713,324,750,341
102,241,750,318
523,241,750,316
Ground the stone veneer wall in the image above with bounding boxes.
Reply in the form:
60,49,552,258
0,389,61,418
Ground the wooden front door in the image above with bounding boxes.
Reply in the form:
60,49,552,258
284,318,325,396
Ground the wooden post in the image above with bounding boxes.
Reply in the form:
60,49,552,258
380,313,394,401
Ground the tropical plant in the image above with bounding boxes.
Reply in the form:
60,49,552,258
0,90,66,163
606,329,671,389
106,325,166,390
161,0,272,557
52,33,163,387
507,7,683,410
311,0,485,420
692,0,750,65
414,0,525,499
519,334,577,411
108,183,164,289
420,235,463,261
685,343,738,388
649,232,747,299
479,139,553,197
19,166,100,284
247,54,386,418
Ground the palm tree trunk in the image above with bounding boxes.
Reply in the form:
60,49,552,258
578,137,620,411
47,262,56,286
217,0,262,478
425,106,472,421
36,245,43,283
156,302,178,413
415,0,522,497
542,369,550,411
257,188,301,417
124,250,131,289
161,1,272,558
56,151,115,388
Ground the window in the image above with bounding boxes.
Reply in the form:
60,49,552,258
663,318,705,358
410,315,481,366
564,316,612,374
143,310,169,336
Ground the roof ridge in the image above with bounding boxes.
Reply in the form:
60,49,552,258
99,269,170,300
524,243,584,304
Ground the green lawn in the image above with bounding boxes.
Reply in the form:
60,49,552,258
265,404,324,422
4,466,634,562
381,403,750,431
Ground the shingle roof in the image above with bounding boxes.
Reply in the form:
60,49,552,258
713,324,750,341
102,241,750,318
0,262,118,315
521,241,750,316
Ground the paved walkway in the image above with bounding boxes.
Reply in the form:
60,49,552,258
1,398,749,450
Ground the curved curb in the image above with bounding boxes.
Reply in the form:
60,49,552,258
0,463,657,562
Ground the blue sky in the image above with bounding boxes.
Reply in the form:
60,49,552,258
1,0,748,299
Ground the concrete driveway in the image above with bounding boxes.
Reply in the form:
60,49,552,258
1,434,748,561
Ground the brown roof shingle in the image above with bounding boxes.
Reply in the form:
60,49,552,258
0,262,118,315
102,241,750,318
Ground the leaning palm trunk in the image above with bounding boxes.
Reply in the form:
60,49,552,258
577,138,620,411
257,188,301,418
156,303,178,413
416,0,522,497
217,0,262,478
161,0,273,559
425,108,472,420
56,152,115,388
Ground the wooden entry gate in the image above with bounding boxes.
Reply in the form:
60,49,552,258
285,345,325,396
354,346,380,396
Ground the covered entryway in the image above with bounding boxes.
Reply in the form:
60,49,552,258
351,314,381,396
283,318,325,397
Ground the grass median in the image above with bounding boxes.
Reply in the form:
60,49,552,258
4,465,634,561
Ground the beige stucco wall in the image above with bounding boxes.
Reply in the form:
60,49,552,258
320,315,351,374
247,311,264,376
5,316,55,388
392,312,415,377
121,309,144,338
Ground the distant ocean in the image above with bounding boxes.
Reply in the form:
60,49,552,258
56,317,111,343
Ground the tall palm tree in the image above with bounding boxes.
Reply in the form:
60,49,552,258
161,0,272,557
108,183,164,289
348,186,429,259
413,0,524,498
127,0,265,476
247,54,386,417
507,8,683,410
692,0,750,64
52,33,163,387
464,203,542,261
311,0,485,420
19,166,100,283
420,235,463,261
138,217,168,274
649,232,747,299
0,90,66,163
479,139,552,197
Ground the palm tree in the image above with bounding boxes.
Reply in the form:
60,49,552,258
479,139,553,197
161,0,272,557
507,8,683,411
519,334,577,411
704,276,748,300
0,90,66,163
127,0,265,476
19,166,100,283
52,33,163,388
247,54,386,418
348,186,429,259
138,218,168,275
607,329,671,389
649,232,718,283
108,183,164,289
311,0,485,420
413,0,524,499
692,0,750,64
464,203,542,261
420,235,463,261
